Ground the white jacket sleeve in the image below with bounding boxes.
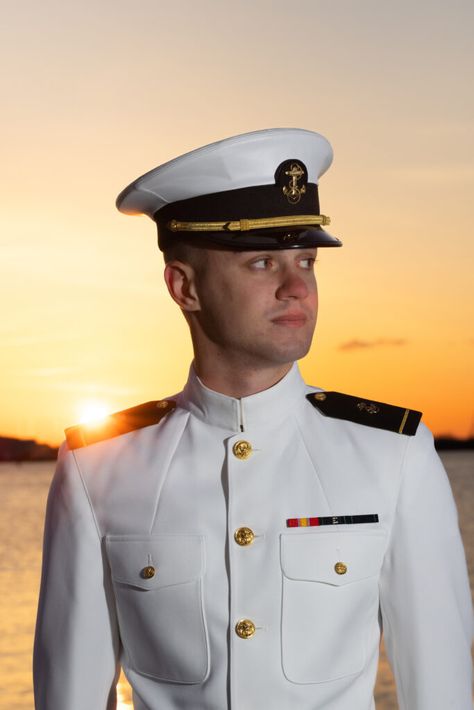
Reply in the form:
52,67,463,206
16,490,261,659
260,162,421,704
379,424,473,709
34,442,121,709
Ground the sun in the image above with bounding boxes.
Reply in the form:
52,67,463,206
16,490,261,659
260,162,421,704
77,399,112,425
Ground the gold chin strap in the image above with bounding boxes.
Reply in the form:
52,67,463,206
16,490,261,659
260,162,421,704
167,214,330,233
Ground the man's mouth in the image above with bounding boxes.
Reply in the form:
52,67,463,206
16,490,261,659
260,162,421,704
271,312,308,327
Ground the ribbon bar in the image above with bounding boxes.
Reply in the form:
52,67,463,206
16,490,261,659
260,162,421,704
286,514,379,528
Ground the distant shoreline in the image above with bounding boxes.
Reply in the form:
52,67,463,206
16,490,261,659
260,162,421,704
1,434,473,462
433,437,474,451
0,436,58,463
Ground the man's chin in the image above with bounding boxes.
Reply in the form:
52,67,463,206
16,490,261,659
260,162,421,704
262,341,313,366
272,331,314,361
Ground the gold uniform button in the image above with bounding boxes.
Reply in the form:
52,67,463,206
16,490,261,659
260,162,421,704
235,619,256,639
141,565,156,579
234,527,255,546
233,440,253,460
334,562,347,575
313,392,327,401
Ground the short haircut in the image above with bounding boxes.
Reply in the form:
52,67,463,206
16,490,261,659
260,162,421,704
163,239,234,274
162,239,206,269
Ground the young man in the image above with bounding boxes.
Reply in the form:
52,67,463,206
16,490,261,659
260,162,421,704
34,129,473,709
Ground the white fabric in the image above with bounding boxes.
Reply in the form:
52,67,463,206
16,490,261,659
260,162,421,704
116,128,333,217
34,364,474,709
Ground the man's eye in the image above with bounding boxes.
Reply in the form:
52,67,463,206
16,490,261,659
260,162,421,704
299,257,316,269
251,258,271,270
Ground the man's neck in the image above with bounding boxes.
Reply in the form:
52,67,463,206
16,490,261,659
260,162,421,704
192,357,294,399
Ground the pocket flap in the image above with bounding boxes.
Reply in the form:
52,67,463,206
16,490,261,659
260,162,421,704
281,531,386,586
106,534,204,590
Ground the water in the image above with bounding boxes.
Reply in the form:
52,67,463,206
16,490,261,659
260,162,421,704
0,452,472,709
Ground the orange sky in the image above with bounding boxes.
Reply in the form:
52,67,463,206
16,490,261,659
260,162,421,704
1,0,473,445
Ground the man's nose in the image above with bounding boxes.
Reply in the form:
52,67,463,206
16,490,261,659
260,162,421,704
276,269,309,300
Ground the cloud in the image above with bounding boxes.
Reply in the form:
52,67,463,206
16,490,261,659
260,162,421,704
388,165,474,184
48,382,138,396
339,338,407,352
9,378,138,397
19,367,81,377
2,333,84,347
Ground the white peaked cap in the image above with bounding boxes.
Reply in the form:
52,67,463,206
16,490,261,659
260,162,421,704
116,128,342,251
117,128,333,216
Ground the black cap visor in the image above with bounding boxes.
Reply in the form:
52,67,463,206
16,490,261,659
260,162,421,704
158,224,342,251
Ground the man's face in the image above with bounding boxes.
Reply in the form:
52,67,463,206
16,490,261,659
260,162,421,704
189,247,318,369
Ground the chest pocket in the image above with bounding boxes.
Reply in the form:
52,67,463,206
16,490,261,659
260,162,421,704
280,530,386,684
106,534,209,684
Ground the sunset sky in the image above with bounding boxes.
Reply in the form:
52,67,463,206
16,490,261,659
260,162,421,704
1,0,473,445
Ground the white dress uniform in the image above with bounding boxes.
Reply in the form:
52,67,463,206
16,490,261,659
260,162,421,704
34,128,473,708
34,364,473,709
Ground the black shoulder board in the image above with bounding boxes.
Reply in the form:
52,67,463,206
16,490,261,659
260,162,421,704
306,391,422,435
65,400,176,450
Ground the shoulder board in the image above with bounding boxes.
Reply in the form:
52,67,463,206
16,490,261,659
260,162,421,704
306,391,422,436
65,400,176,450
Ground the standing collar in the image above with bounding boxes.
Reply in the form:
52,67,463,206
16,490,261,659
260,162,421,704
177,362,307,432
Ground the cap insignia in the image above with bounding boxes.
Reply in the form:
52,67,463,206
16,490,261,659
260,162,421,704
282,162,306,204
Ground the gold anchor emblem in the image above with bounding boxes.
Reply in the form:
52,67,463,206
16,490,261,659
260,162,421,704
282,163,306,204
357,402,380,415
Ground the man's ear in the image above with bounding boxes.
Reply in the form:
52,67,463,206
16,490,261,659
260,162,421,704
164,261,201,312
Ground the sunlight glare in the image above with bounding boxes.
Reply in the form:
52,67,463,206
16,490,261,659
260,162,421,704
77,399,111,425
